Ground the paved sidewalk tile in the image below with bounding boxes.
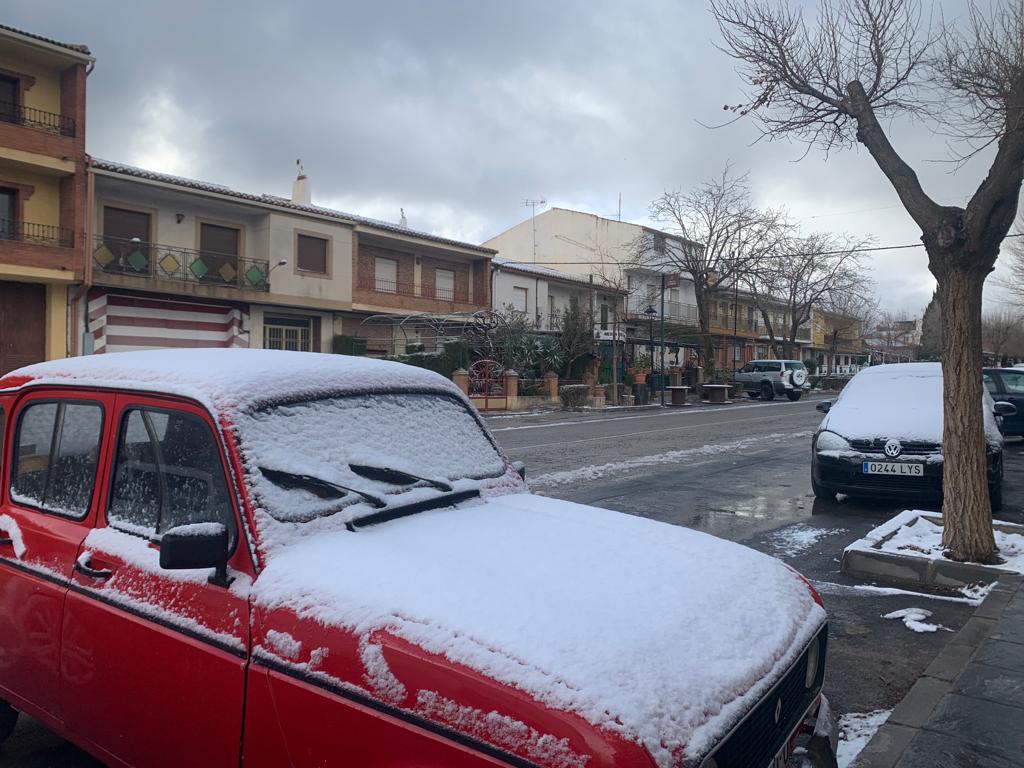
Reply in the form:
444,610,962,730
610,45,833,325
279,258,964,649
897,729,1021,768
922,693,1024,755
953,662,1024,709
972,638,1024,674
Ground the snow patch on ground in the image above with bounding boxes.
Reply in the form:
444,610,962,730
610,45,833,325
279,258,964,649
0,515,26,558
529,431,814,488
768,524,848,558
882,607,950,633
837,710,891,767
811,580,991,606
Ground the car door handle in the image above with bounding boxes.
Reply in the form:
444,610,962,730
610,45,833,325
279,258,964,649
74,558,114,581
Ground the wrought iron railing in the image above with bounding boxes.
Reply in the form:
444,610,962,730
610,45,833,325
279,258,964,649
92,235,269,291
358,275,469,302
0,101,76,137
625,295,699,325
0,218,73,247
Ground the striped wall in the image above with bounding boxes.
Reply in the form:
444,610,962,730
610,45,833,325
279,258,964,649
88,290,249,354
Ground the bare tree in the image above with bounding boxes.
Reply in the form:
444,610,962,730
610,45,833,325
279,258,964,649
712,0,1024,562
982,308,1023,363
870,310,919,360
745,232,873,358
822,286,880,373
919,292,942,359
642,165,790,369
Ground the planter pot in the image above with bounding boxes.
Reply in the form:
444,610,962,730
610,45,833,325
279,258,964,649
632,373,648,384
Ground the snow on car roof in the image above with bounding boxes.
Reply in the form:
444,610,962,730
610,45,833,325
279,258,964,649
0,349,460,413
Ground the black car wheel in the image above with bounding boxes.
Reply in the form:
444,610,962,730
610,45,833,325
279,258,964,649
787,391,802,401
0,700,17,744
761,382,775,401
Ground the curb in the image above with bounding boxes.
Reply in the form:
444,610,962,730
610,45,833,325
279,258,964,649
852,573,1024,767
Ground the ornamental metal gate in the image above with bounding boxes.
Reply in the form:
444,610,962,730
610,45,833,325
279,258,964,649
468,359,507,411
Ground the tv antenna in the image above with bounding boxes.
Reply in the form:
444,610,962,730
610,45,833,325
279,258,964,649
521,197,547,262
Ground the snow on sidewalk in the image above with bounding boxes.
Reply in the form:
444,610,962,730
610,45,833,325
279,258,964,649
528,431,814,488
767,523,848,558
837,710,891,768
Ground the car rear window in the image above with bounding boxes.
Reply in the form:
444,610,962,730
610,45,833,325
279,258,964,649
784,362,806,370
763,362,782,372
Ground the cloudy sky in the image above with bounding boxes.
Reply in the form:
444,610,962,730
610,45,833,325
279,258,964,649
10,0,1019,312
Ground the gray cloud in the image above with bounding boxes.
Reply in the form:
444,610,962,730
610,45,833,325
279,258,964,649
10,0,1018,314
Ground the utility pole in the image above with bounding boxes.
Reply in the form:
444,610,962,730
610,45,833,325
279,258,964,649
660,273,666,406
521,198,546,263
732,279,739,373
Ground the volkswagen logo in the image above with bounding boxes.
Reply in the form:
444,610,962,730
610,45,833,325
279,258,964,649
884,439,903,457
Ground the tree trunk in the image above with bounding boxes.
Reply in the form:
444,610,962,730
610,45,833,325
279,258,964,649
936,263,997,563
696,294,714,372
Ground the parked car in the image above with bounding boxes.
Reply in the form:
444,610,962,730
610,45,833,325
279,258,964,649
984,367,1024,437
812,363,1014,510
0,349,836,768
734,359,811,401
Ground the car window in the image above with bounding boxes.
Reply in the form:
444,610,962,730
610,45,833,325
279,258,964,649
983,372,999,394
784,362,805,371
739,363,754,374
998,370,1024,394
764,362,782,372
11,400,104,518
108,407,237,545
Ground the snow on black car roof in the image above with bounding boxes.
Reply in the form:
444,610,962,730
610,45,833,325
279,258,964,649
0,349,460,414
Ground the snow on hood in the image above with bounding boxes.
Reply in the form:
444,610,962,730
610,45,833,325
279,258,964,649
0,349,460,414
252,493,825,765
822,363,1002,446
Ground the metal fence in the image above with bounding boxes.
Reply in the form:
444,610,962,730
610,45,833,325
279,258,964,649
0,218,73,247
0,100,76,137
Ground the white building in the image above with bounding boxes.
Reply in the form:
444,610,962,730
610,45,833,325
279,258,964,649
491,257,626,332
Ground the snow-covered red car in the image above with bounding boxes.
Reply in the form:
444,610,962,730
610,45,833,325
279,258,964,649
0,349,835,768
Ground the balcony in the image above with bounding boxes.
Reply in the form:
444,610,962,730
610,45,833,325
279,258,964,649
0,218,73,248
625,295,698,325
92,235,269,291
0,101,76,138
358,275,469,303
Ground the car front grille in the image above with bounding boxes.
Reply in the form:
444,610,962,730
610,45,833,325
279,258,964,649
848,438,940,456
704,629,826,768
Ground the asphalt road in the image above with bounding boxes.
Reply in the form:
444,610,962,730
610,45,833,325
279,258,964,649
3,396,1022,766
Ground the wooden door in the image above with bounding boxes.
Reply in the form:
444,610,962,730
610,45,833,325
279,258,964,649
0,281,45,374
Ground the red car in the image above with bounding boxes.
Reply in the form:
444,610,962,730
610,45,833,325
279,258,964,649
0,349,836,768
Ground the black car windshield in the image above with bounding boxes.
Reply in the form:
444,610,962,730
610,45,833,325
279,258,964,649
235,392,505,522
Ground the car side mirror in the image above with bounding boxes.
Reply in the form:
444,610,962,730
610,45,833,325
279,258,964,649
160,522,231,587
994,401,1017,417
512,460,526,480
816,401,832,413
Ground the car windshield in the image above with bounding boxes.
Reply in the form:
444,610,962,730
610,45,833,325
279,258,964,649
234,392,506,522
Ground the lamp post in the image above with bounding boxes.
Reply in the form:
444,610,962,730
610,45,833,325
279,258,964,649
644,304,657,407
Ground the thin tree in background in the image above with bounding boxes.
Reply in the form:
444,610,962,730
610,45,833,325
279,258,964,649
643,165,790,371
712,0,1024,563
919,292,943,360
982,308,1023,363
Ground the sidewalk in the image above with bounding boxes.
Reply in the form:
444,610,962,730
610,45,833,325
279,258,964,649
853,573,1024,767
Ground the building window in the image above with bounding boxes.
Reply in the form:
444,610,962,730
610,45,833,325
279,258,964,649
627,275,635,291
374,257,398,293
296,234,329,274
0,187,15,239
512,286,529,314
264,315,320,352
435,268,455,300
0,76,17,124
102,206,153,273
199,222,241,285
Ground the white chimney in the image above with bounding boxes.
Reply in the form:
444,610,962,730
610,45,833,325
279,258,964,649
399,207,408,228
292,159,311,205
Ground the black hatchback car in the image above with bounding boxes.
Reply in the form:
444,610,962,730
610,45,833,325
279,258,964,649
984,367,1024,437
812,363,1015,510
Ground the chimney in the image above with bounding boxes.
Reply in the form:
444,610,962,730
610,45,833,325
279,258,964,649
399,207,408,228
292,158,311,205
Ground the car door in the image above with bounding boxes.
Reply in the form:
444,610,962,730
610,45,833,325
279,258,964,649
60,394,253,768
0,389,111,729
991,370,1024,436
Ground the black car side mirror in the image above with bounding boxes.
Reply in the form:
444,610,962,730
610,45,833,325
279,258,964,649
160,522,231,587
816,401,832,413
994,401,1017,418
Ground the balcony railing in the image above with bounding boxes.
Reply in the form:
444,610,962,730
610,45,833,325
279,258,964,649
0,218,73,247
625,295,699,325
359,275,469,303
0,101,76,137
93,235,269,291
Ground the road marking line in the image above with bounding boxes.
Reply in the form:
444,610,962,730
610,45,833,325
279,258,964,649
505,411,819,450
490,399,817,432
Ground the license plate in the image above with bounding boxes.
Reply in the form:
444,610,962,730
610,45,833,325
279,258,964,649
768,745,788,767
862,461,923,476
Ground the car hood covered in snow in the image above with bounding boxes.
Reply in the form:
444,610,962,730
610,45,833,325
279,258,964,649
252,492,825,765
821,362,1003,448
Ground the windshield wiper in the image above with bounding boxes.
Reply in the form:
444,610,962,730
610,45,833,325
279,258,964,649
346,488,480,531
258,466,386,508
348,463,453,492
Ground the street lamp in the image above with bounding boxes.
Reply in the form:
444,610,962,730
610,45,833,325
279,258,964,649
643,304,657,364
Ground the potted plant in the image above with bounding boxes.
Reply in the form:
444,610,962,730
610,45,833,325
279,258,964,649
631,353,653,384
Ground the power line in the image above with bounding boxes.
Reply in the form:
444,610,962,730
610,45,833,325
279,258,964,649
493,232,1024,266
